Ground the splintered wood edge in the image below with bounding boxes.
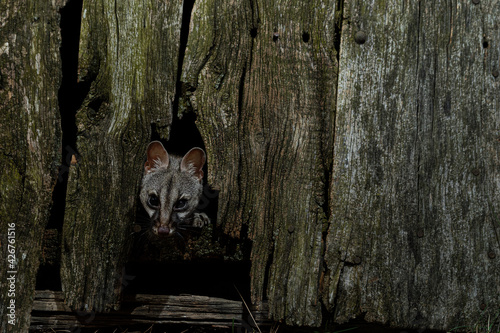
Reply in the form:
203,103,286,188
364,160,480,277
30,290,270,330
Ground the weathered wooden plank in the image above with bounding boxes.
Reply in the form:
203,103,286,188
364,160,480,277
0,1,64,331
181,0,254,238
323,0,500,331
323,0,421,325
30,317,243,331
245,0,338,326
182,0,339,326
411,0,500,329
61,0,182,311
30,291,269,331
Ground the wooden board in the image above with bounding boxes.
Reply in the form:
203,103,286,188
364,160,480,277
30,290,269,331
182,0,339,326
60,0,182,311
322,0,500,330
0,1,64,331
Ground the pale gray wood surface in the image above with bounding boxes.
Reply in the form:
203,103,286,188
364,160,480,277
323,0,500,330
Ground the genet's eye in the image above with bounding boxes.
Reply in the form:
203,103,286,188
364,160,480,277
174,199,188,211
148,194,160,208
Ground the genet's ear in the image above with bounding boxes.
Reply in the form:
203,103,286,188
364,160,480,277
180,147,206,181
144,141,169,174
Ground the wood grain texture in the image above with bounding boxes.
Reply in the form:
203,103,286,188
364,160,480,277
323,0,500,330
60,0,182,311
244,0,338,326
2,0,498,330
30,290,269,330
0,1,64,331
182,0,339,326
181,0,254,238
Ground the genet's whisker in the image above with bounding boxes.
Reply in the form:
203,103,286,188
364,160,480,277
174,231,185,241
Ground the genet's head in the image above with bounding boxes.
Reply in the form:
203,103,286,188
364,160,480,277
140,141,205,237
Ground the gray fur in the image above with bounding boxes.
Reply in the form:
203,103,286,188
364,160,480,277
140,141,208,236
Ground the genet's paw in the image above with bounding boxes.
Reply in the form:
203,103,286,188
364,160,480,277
192,212,210,228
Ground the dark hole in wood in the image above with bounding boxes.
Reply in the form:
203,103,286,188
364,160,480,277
250,27,258,38
123,261,251,301
165,0,206,156
170,0,196,144
0,69,5,90
47,0,83,231
302,31,310,43
333,0,344,61
38,0,84,292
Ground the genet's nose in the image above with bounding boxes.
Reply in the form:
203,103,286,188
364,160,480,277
158,226,170,235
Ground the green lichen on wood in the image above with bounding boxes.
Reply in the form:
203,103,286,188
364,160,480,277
61,0,183,311
0,1,63,332
183,0,339,326
0,0,496,330
183,0,500,330
182,0,253,236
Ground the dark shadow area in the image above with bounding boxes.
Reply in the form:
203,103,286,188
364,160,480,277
151,0,205,164
30,317,449,333
302,31,310,43
47,0,83,230
333,0,344,63
177,0,196,95
158,111,206,156
123,260,251,301
162,0,203,153
321,322,447,333
37,0,83,291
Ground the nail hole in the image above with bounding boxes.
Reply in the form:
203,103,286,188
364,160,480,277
483,40,489,48
355,31,367,45
302,31,310,43
250,28,258,38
